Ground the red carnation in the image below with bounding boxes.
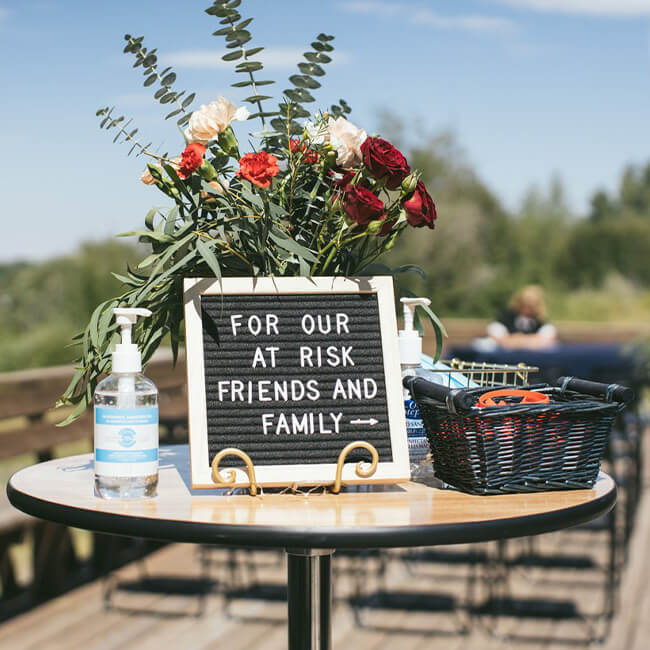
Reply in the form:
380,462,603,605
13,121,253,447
237,151,280,188
403,180,437,229
361,137,410,190
177,142,206,179
289,139,320,164
344,185,386,226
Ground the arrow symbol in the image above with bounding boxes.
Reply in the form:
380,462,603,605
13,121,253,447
350,418,378,426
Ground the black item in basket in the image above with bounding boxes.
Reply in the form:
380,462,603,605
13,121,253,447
404,375,633,495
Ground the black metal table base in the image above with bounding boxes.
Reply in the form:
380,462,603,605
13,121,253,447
286,548,333,650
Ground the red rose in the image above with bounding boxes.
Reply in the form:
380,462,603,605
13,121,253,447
334,170,355,189
403,180,437,228
361,137,410,190
237,151,280,188
177,142,206,179
344,185,385,226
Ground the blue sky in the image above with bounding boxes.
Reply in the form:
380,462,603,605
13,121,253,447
0,0,649,262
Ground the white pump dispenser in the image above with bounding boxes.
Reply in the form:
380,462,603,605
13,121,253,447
399,298,430,365
112,308,152,373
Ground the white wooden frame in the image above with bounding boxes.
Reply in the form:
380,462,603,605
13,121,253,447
183,276,410,489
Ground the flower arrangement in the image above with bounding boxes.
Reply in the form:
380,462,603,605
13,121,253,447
58,0,444,424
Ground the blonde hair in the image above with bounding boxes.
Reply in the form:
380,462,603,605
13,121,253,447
509,285,547,320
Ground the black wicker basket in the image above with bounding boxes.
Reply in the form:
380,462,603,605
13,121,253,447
404,375,633,495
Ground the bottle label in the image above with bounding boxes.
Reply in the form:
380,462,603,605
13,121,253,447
404,399,430,462
94,407,159,478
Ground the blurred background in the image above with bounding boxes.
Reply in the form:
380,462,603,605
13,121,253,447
1,0,650,368
1,1,650,648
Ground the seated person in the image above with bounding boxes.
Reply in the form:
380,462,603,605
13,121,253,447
487,285,557,349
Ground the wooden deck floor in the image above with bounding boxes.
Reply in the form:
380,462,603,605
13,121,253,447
1,438,648,650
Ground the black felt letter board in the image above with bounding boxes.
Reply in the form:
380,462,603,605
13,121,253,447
200,292,394,468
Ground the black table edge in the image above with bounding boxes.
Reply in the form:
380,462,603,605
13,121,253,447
6,478,616,550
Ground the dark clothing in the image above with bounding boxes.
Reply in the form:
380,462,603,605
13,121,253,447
496,309,546,335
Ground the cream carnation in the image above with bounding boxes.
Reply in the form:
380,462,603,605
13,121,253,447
140,167,156,185
184,97,250,144
327,117,367,168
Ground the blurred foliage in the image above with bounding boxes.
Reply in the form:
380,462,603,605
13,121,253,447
0,242,140,371
383,114,650,320
2,120,650,373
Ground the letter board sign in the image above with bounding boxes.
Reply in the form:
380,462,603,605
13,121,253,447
184,276,409,488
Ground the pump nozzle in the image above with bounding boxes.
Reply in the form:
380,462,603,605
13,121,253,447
399,297,431,365
112,308,152,373
400,298,431,333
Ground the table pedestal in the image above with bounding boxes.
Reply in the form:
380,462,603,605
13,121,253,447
286,548,333,650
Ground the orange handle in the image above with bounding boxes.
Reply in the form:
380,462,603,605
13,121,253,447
476,389,550,408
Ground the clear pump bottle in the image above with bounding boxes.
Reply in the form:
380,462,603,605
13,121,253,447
399,298,435,483
94,308,159,499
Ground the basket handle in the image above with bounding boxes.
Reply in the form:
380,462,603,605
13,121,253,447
557,376,634,404
403,376,474,413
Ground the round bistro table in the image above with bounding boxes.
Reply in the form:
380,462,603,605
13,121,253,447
7,445,616,650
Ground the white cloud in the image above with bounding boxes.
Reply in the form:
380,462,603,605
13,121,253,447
340,1,517,33
164,47,347,70
414,8,516,33
492,0,650,16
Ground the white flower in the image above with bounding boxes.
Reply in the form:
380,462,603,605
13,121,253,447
327,117,367,168
305,120,327,145
184,97,250,144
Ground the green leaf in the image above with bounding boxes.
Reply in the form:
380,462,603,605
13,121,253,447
222,50,243,61
304,52,332,64
161,72,176,85
243,94,273,103
236,61,263,73
225,29,251,43
144,207,158,231
298,62,325,77
182,92,196,107
311,41,334,52
117,229,173,243
289,75,321,90
419,301,447,362
394,264,427,280
196,238,222,280
231,79,254,88
284,88,315,103
154,87,167,99
317,33,335,41
245,46,263,56
212,26,232,36
57,396,90,428
237,17,253,29
269,228,317,262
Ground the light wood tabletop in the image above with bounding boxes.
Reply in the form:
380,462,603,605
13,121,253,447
7,445,616,549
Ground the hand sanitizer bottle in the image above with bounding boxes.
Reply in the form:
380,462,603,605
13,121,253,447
399,298,435,482
94,308,159,499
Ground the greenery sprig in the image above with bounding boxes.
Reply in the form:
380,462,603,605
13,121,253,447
58,0,444,425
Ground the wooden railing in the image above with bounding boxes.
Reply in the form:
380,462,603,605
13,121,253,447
435,319,650,352
1,319,647,615
0,350,187,617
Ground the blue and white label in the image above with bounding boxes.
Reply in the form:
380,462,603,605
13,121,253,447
404,399,430,462
94,407,158,477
